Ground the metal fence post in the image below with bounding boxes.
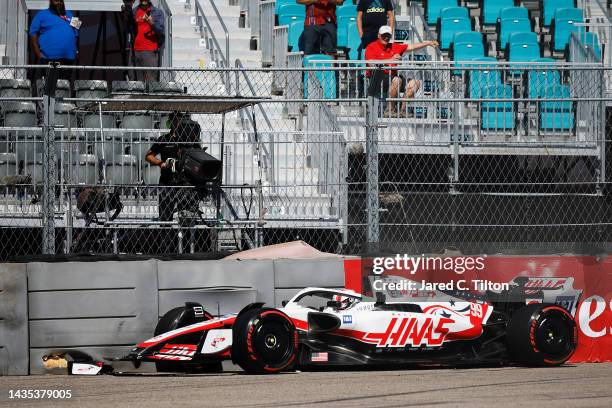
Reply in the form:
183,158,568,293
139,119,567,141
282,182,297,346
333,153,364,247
366,93,380,253
41,68,57,255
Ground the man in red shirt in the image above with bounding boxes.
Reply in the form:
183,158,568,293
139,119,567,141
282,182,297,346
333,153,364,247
297,0,344,55
365,25,438,117
126,0,165,82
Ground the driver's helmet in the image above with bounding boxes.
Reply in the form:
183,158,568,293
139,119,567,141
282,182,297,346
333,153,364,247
333,294,353,310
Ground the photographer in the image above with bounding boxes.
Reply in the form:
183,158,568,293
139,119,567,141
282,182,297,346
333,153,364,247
145,112,200,222
123,0,165,82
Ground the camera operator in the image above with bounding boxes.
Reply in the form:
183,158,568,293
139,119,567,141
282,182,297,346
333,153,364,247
145,112,200,222
122,0,165,82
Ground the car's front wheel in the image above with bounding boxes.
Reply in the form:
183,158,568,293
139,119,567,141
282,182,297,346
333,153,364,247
506,303,577,366
232,307,297,374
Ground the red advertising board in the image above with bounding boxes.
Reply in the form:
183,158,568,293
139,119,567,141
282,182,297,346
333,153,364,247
344,256,612,363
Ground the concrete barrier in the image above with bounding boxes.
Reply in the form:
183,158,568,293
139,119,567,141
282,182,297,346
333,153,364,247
0,263,28,375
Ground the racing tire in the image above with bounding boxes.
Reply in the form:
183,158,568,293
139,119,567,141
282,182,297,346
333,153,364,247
506,303,577,367
232,307,297,374
154,306,223,373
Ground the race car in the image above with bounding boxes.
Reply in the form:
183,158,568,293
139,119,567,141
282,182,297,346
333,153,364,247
115,277,578,374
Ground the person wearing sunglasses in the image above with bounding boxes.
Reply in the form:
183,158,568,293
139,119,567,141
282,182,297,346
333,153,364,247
365,25,438,117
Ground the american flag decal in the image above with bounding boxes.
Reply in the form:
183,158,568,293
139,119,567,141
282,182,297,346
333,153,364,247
311,352,328,362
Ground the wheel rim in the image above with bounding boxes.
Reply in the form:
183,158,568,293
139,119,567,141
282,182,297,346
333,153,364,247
535,313,572,357
252,316,294,365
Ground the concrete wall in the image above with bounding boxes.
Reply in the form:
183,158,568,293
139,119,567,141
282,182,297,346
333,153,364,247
0,264,28,375
0,258,346,375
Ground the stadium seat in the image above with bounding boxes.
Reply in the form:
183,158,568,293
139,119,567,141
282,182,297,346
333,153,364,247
583,32,602,61
94,132,122,160
336,3,357,18
303,54,336,99
3,102,37,127
149,82,184,94
499,6,528,21
112,81,145,94
81,112,116,129
275,0,296,15
440,6,469,20
347,21,361,60
288,20,304,52
74,80,108,107
451,32,485,74
539,86,574,131
507,32,541,74
0,152,18,178
551,8,584,53
338,15,357,48
426,0,458,25
71,153,98,185
439,16,472,50
499,18,532,50
542,0,575,28
54,102,75,128
467,57,501,99
481,83,515,130
36,78,70,99
120,113,153,130
527,58,561,99
107,154,138,188
0,79,31,99
278,4,305,26
482,0,516,25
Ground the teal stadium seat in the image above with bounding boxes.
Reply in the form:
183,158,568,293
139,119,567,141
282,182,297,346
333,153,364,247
542,0,575,28
527,58,560,99
276,0,298,15
337,15,357,48
481,84,515,130
482,0,516,25
439,16,472,50
499,6,528,21
451,31,485,75
467,57,500,99
426,0,458,25
499,18,532,50
583,32,602,61
440,6,469,20
278,4,306,25
288,20,304,52
336,3,357,18
347,21,361,60
303,54,336,99
507,32,540,74
540,86,574,131
551,8,584,52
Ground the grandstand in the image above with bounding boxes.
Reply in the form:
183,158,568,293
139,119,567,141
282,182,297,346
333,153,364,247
0,0,612,259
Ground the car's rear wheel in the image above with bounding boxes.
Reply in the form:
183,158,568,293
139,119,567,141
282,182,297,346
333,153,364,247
154,306,223,373
232,308,297,374
507,303,577,366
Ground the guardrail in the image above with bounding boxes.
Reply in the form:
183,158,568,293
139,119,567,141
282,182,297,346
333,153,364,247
194,0,229,67
260,1,276,67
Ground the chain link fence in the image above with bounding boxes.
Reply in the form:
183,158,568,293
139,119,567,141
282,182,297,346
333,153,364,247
0,61,610,260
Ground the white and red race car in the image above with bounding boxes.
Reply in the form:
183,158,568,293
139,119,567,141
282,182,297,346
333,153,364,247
110,278,578,374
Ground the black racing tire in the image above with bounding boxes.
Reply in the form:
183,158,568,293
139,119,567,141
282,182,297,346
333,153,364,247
506,303,577,367
232,307,297,374
154,306,222,373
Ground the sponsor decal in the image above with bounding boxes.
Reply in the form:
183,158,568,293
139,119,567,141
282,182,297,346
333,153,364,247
343,315,353,324
202,329,233,354
363,317,454,347
193,306,205,317
157,344,197,359
311,352,328,362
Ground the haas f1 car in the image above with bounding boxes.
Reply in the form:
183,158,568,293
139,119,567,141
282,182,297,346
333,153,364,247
118,278,578,374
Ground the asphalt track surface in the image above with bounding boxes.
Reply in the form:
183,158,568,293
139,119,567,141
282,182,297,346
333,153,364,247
1,363,612,408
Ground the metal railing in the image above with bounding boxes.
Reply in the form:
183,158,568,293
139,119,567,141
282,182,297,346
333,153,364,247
194,0,229,67
249,0,260,46
260,0,276,67
158,0,174,68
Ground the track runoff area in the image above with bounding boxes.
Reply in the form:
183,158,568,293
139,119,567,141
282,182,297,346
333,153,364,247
1,363,611,407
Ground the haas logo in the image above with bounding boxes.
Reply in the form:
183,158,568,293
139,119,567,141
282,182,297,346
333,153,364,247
364,317,453,347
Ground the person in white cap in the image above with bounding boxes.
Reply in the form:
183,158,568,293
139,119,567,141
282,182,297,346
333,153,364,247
365,25,438,117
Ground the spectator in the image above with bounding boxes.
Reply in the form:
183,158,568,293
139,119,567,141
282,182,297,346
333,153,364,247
29,0,80,80
365,26,438,117
128,0,165,82
357,0,394,57
297,0,344,55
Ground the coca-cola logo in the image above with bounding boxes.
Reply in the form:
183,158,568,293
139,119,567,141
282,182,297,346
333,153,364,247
577,296,612,338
